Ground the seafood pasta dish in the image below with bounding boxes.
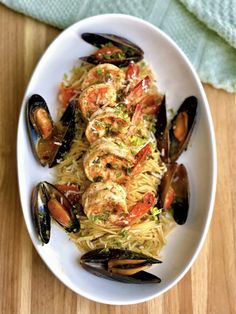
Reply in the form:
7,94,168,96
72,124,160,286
27,33,197,283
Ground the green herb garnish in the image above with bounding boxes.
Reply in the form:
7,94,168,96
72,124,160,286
118,229,128,238
96,68,103,76
150,207,162,216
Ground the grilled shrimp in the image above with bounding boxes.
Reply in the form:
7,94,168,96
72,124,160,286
126,76,151,111
83,138,134,184
81,64,125,90
78,83,116,120
82,182,128,226
85,107,130,143
82,182,156,227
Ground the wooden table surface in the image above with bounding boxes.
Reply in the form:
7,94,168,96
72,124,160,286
0,4,235,314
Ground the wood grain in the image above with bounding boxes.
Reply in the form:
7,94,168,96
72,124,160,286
0,4,235,314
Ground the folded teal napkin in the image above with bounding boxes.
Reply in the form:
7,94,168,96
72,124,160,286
1,0,236,92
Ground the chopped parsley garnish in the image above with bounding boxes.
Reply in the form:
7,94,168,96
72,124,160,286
118,229,128,238
105,72,111,80
126,168,132,176
112,164,119,170
95,120,106,128
116,171,123,177
96,68,103,76
100,247,109,253
129,136,147,146
63,72,68,81
90,211,110,222
150,207,162,216
111,52,125,59
103,54,111,60
114,104,130,121
104,42,114,48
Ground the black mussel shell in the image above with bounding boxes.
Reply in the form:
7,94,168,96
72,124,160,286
158,163,177,208
31,181,80,244
49,100,76,168
158,163,189,225
171,164,189,225
156,96,197,163
80,248,161,264
155,95,169,163
169,96,198,162
80,55,143,68
26,94,54,166
43,181,80,232
81,264,161,284
31,182,51,244
81,33,143,55
27,95,76,168
80,32,143,67
80,248,161,283
60,99,76,125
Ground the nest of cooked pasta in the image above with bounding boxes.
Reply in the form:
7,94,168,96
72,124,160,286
71,214,175,258
55,61,176,257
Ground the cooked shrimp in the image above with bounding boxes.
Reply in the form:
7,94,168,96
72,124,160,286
82,182,128,226
139,94,162,115
125,61,140,90
126,61,140,81
81,64,125,90
126,76,151,111
126,95,161,137
121,192,156,226
58,83,77,108
82,183,156,227
83,138,134,184
78,83,116,120
85,107,130,143
126,103,143,137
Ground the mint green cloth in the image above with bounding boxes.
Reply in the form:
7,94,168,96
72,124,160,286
1,0,236,92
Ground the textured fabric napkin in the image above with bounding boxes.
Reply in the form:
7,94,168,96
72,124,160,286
1,0,236,92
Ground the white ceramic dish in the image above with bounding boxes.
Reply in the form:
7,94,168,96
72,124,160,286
17,14,217,305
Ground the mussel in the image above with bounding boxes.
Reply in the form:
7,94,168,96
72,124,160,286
31,182,51,244
31,181,80,244
158,163,189,225
155,95,169,162
26,94,76,167
80,248,161,284
80,33,144,67
49,99,76,168
156,96,198,163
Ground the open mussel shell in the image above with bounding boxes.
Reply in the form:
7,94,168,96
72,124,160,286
171,164,189,224
48,100,76,168
31,182,51,244
169,96,198,162
26,94,54,166
158,163,189,225
81,33,144,55
156,96,197,163
26,94,76,168
81,248,161,263
80,248,161,284
81,264,161,284
81,32,143,67
80,55,143,68
31,181,80,244
43,181,80,232
155,95,169,163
